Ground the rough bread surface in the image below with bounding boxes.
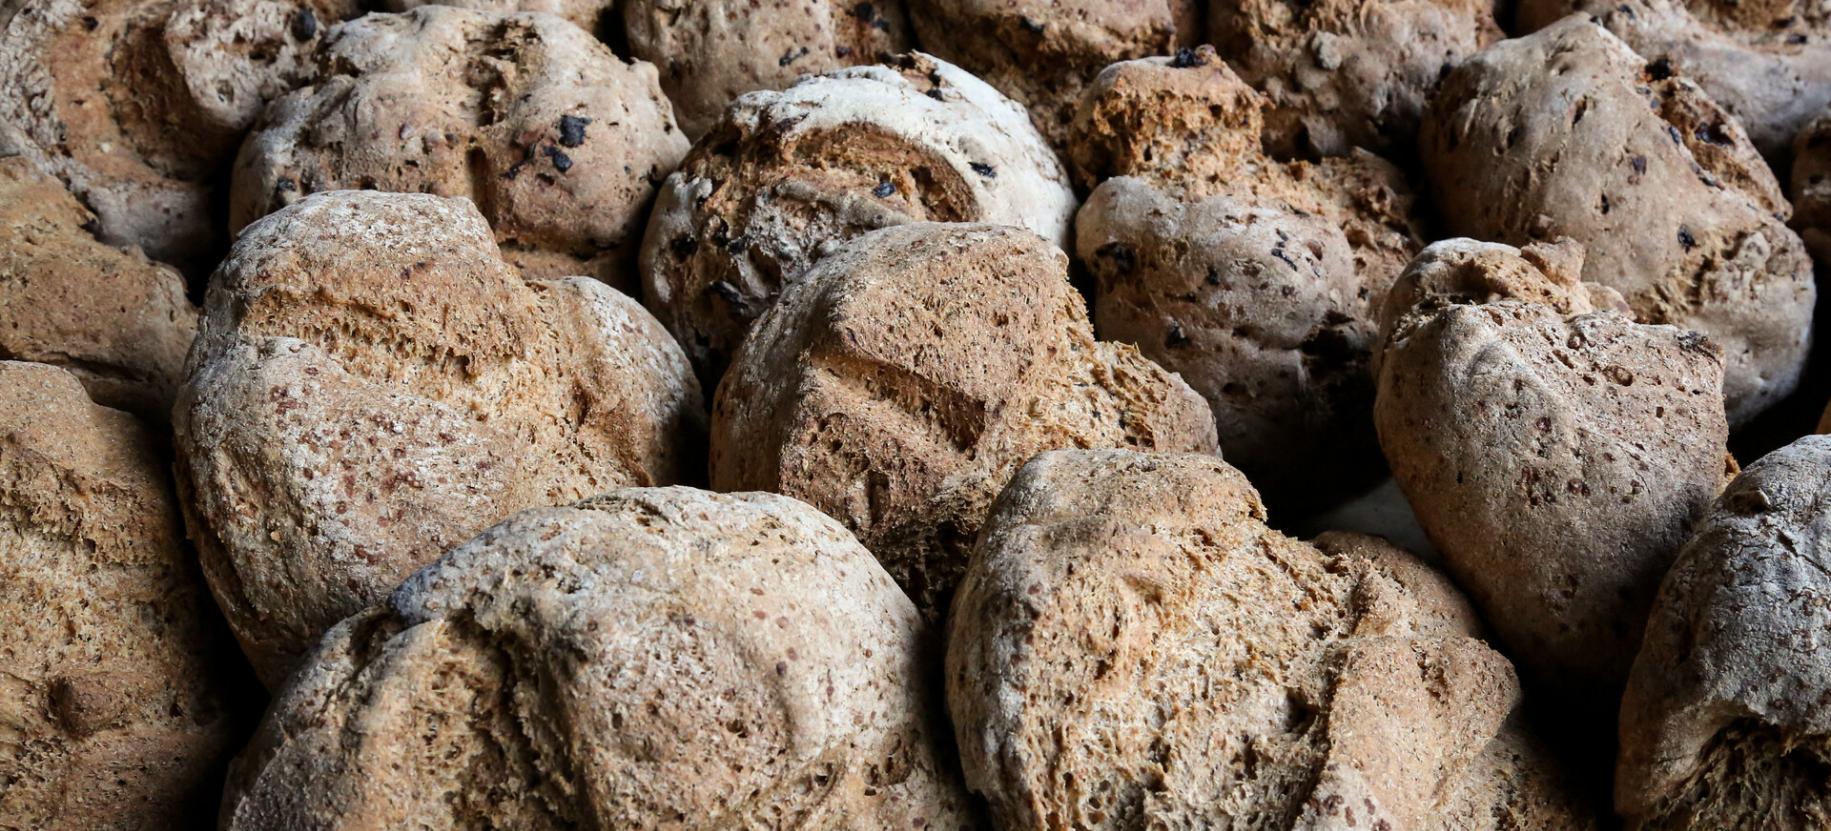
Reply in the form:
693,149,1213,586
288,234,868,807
0,157,197,418
0,0,359,269
1518,1,1831,160
641,52,1075,381
1376,238,1734,699
381,0,611,32
903,0,1200,147
231,6,687,291
0,361,241,829
711,223,1217,617
1791,112,1831,262
1421,16,1816,425
1210,0,1503,157
174,190,705,686
1072,50,1422,507
1617,435,1831,830
947,449,1598,830
220,487,981,830
623,0,915,139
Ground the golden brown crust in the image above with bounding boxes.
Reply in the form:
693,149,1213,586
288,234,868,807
175,191,705,686
0,157,197,418
947,449,1599,830
222,487,982,829
711,223,1216,617
0,361,242,829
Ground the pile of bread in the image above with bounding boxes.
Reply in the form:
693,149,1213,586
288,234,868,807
5,1,1831,828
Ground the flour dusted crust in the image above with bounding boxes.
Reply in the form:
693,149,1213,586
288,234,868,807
221,487,980,830
1376,238,1734,699
947,449,1598,830
1072,49,1422,508
1519,2,1831,161
0,361,242,829
0,0,358,269
1210,0,1503,157
623,0,915,139
381,0,611,32
1615,435,1831,829
230,6,687,291
640,51,1074,381
0,157,197,418
1421,16,1816,425
174,190,705,686
711,222,1216,617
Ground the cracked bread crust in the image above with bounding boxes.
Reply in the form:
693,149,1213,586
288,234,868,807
1210,0,1504,158
623,0,915,140
0,158,197,419
1376,238,1735,699
1071,51,1423,508
0,0,358,270
640,52,1074,382
0,361,241,829
1421,16,1816,425
230,6,687,291
174,191,705,687
220,487,980,830
710,223,1216,618
946,449,1598,830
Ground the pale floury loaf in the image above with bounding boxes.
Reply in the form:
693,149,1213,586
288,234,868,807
231,6,687,291
1072,47,1422,509
175,191,704,686
640,51,1076,382
1376,238,1734,699
0,361,243,829
221,487,981,830
0,157,197,419
0,0,359,270
1421,16,1816,424
712,223,1217,617
947,449,1598,830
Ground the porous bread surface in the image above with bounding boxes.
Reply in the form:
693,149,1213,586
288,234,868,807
1617,435,1831,830
1209,0,1504,157
0,361,240,830
220,486,980,830
711,222,1216,617
1518,1,1831,160
1376,237,1734,699
0,157,197,418
381,0,611,31
1421,16,1816,425
0,0,358,269
946,449,1598,830
1072,50,1422,506
640,51,1075,381
904,0,1201,147
231,6,687,291
623,0,915,140
174,190,704,686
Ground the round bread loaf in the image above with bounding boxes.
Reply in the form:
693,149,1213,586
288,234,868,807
221,487,980,830
231,6,687,291
175,190,705,686
948,449,1599,830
